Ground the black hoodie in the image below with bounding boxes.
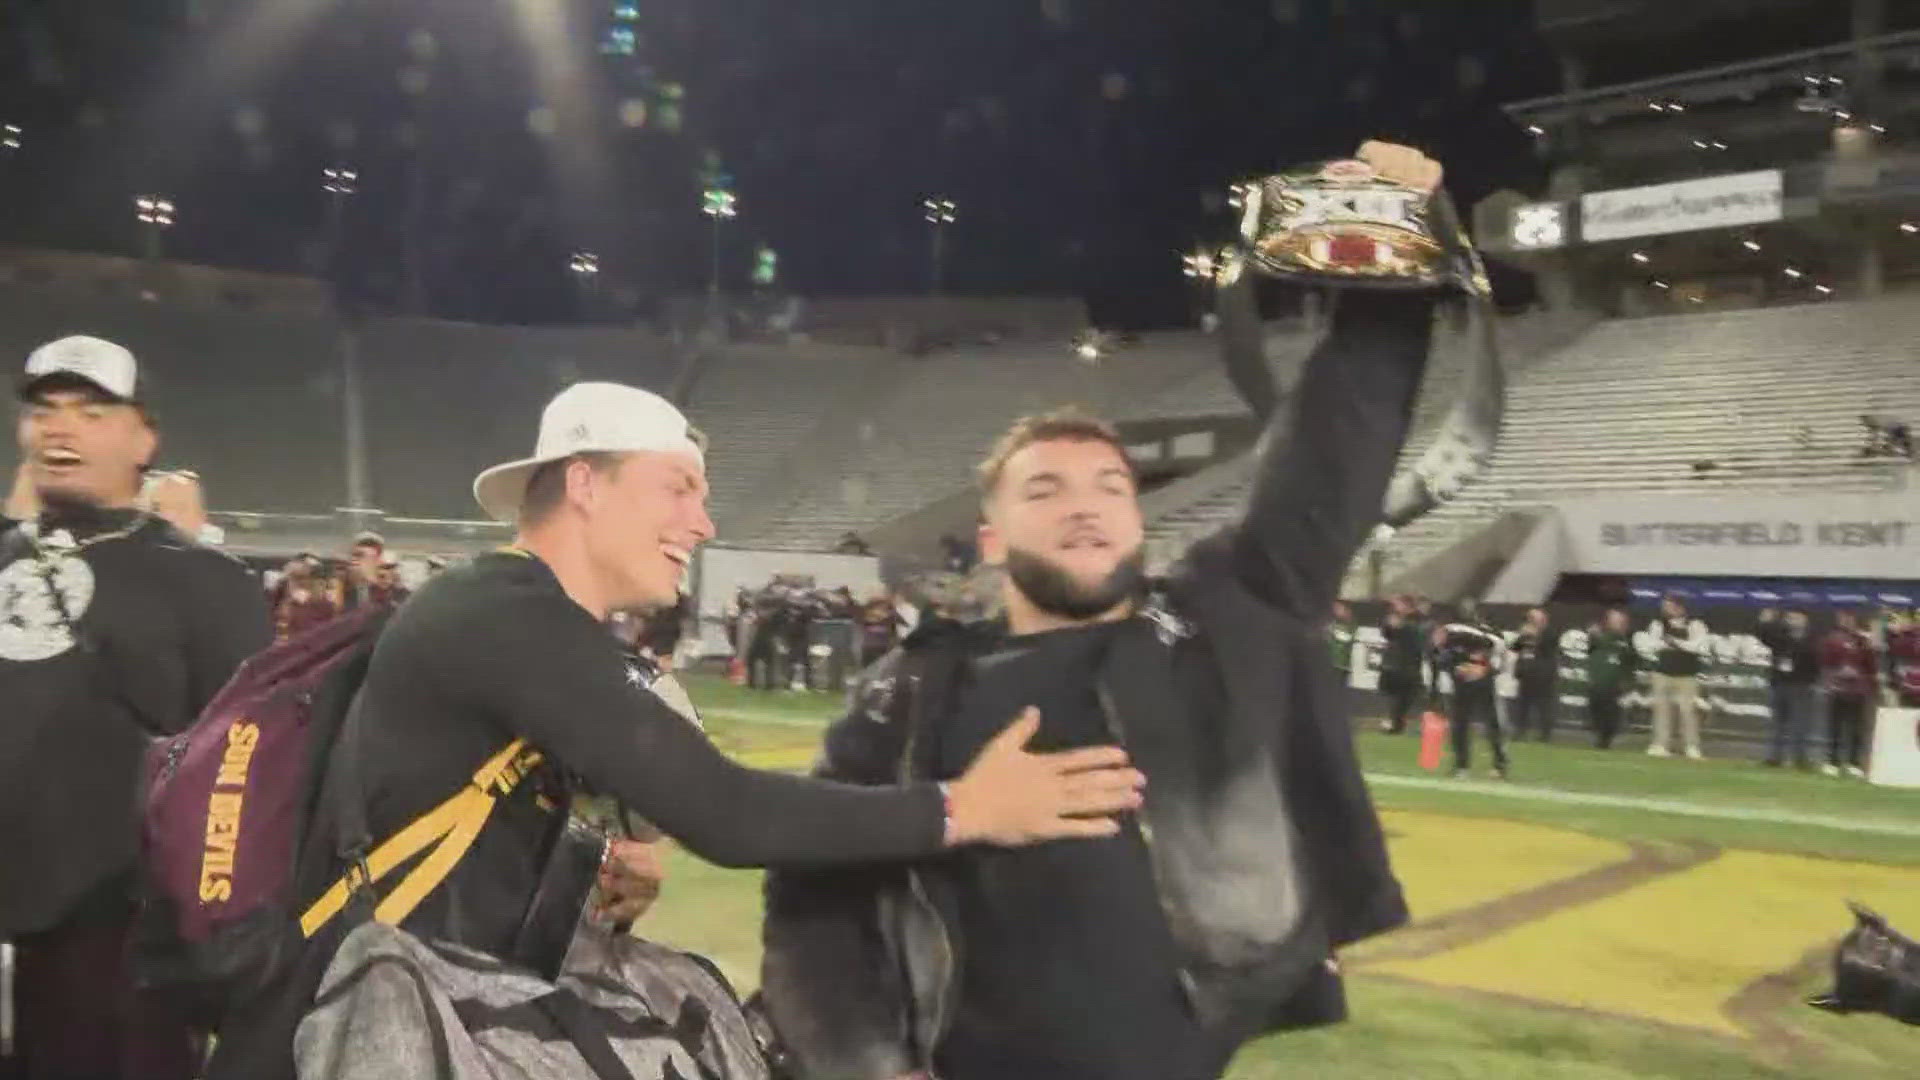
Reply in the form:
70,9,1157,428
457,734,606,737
0,505,270,934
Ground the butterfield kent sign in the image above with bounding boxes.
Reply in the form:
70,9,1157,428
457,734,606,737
1599,520,1909,549
1579,169,1784,242
1557,493,1920,578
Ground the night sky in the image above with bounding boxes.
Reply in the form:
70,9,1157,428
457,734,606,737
0,0,1556,328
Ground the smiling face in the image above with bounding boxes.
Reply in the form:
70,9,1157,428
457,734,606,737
578,450,715,613
979,433,1145,624
17,384,155,509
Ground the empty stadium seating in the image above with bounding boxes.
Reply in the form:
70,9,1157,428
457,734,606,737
1144,296,1920,592
358,319,681,520
0,285,344,513
737,336,1218,550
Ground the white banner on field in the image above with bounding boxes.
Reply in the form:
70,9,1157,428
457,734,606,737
1869,708,1920,788
1580,169,1783,242
693,547,883,619
1554,491,1920,579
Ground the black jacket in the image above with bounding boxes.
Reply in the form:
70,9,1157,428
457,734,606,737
1512,624,1559,684
1755,621,1819,686
0,508,270,934
760,290,1432,1079
1379,618,1427,682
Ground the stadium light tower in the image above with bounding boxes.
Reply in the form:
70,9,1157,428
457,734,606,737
134,195,176,260
1,124,20,152
923,197,956,295
322,166,358,279
701,187,738,301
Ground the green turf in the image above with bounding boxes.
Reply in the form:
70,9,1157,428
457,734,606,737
639,848,1918,1080
686,673,1920,859
668,673,1920,1077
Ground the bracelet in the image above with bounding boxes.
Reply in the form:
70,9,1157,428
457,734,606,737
938,782,958,847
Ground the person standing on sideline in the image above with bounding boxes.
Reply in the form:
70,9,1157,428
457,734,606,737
1586,608,1638,749
1818,609,1877,778
1756,608,1820,769
1510,607,1559,741
1437,601,1507,779
1328,599,1357,687
1888,609,1920,707
1377,595,1426,734
1,336,271,1080
1646,594,1709,758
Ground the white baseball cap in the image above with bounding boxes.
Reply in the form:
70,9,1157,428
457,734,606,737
472,382,705,524
20,335,140,402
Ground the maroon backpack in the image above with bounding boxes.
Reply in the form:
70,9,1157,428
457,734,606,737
139,605,390,1021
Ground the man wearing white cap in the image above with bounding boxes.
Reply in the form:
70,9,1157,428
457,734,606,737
225,382,1144,1077
1,336,271,1079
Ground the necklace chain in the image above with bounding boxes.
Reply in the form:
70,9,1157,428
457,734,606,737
23,513,152,560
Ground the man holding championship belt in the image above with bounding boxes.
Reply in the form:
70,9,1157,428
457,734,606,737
762,141,1503,1080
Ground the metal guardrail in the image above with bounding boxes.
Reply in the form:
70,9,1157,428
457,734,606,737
209,508,511,557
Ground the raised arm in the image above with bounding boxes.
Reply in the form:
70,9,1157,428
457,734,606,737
1229,281,1436,616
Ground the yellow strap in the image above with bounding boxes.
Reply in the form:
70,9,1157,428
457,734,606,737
373,788,496,925
299,739,535,938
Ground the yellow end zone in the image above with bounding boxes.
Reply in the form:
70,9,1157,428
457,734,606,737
1377,809,1632,923
1376,833,1920,1037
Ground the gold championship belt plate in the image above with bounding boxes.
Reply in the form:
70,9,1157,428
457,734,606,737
1236,159,1489,297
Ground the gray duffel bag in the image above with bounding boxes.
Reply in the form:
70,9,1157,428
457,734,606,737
296,919,773,1080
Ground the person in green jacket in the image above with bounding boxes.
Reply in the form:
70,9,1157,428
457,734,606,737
1329,600,1357,678
1587,607,1639,749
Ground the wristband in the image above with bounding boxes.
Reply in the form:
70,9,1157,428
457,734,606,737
938,782,958,847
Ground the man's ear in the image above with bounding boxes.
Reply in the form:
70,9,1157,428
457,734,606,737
977,515,1005,568
134,422,159,474
565,457,599,514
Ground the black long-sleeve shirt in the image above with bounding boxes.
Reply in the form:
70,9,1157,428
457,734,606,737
338,549,947,960
1755,621,1819,686
0,506,270,933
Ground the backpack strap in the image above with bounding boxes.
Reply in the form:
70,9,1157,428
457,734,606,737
300,738,543,937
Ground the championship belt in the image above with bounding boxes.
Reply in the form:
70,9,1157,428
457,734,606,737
1232,159,1490,299
1211,157,1505,533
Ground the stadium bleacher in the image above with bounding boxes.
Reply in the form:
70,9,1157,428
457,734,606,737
359,319,682,521
737,337,1217,551
0,286,343,513
8,281,1917,585
1146,297,1920,589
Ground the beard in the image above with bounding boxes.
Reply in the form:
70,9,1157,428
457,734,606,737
1003,543,1147,622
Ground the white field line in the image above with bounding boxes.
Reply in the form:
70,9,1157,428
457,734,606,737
707,706,1920,838
1366,772,1920,838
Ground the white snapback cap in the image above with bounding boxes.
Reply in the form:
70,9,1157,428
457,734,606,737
21,335,140,401
473,382,705,523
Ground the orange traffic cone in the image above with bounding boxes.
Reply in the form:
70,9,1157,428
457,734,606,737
1419,710,1449,772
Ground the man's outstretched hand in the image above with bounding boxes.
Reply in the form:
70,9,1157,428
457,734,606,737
944,707,1145,846
1358,140,1443,194
595,839,666,926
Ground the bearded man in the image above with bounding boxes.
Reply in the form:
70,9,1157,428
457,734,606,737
760,142,1447,1080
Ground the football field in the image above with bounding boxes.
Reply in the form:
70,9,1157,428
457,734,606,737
648,675,1920,1079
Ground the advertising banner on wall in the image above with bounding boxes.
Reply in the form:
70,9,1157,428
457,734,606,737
1579,169,1784,242
1553,492,1920,580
